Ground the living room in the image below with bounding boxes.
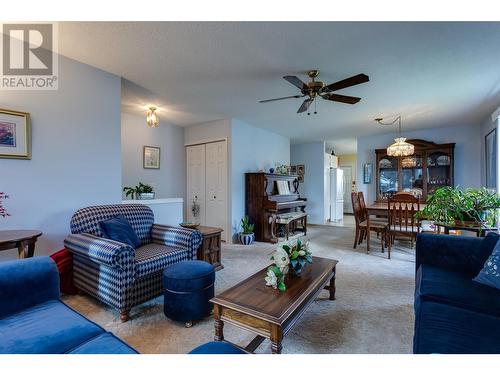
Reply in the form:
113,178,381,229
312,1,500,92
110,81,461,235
1,2,500,374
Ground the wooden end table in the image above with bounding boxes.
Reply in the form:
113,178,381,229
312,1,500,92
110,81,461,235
0,230,43,258
196,226,224,271
434,222,498,237
211,256,338,354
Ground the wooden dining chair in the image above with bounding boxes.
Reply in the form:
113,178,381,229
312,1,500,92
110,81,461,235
358,192,388,226
387,192,420,259
351,192,387,253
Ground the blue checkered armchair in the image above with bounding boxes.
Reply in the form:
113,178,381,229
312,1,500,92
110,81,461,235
64,204,202,322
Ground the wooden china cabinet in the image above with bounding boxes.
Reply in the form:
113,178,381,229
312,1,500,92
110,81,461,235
375,139,455,202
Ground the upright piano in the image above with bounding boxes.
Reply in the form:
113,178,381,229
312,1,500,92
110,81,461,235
245,172,307,243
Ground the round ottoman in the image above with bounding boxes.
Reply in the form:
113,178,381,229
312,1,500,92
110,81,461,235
163,260,215,327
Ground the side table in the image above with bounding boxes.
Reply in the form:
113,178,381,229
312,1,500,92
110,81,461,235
196,226,224,271
0,230,43,258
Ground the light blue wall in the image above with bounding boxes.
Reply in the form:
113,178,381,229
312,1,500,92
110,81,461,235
121,112,185,199
0,55,122,260
290,142,326,225
357,123,482,204
231,119,290,238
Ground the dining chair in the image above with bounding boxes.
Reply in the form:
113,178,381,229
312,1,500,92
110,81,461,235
351,192,387,253
358,192,388,226
387,192,421,259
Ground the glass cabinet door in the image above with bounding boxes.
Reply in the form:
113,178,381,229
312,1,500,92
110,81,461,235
378,155,398,199
426,151,452,195
401,154,424,199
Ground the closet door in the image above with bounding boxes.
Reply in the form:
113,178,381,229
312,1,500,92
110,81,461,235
205,140,228,240
186,144,206,224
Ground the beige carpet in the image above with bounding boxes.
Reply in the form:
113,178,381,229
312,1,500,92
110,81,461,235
63,223,416,354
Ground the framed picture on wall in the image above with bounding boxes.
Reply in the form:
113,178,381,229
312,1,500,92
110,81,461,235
0,108,31,160
363,163,373,184
297,164,305,183
485,128,497,189
143,146,160,169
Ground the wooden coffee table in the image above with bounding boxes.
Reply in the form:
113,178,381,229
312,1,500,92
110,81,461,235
211,256,338,354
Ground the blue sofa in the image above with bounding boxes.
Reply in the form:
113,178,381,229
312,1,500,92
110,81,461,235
414,233,500,354
0,257,138,354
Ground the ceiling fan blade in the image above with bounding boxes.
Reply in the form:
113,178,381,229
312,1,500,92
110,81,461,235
323,93,361,104
325,73,369,92
259,95,303,103
283,75,308,90
297,98,313,113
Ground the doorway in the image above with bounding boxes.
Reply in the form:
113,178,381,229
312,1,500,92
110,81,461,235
340,166,353,214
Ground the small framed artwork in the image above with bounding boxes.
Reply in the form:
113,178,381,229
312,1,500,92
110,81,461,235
297,164,305,183
143,146,160,169
363,163,373,184
0,108,31,160
485,128,497,189
290,165,297,174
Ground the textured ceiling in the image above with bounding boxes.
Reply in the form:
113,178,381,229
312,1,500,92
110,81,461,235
58,22,500,153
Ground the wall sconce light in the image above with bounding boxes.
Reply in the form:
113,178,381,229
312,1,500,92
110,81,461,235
146,106,159,128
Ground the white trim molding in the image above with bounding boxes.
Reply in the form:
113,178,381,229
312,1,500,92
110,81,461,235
491,105,500,121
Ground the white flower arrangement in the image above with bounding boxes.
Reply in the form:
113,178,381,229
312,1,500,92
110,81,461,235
265,239,312,292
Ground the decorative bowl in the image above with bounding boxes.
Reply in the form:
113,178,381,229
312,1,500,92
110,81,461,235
179,222,199,229
436,155,450,166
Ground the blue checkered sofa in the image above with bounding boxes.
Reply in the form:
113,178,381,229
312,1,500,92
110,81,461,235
64,204,202,322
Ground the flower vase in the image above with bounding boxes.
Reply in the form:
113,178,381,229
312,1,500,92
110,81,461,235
289,264,305,277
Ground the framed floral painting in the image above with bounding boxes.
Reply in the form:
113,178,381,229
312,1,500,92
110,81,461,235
0,108,31,160
143,146,160,169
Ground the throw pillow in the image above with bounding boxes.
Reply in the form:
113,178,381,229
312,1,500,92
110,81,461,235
99,215,141,249
474,238,500,290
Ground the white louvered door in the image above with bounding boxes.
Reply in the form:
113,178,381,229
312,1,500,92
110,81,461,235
205,141,228,240
185,140,228,241
186,144,206,224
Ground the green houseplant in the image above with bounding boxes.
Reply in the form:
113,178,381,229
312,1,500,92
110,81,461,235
239,216,255,245
419,186,500,227
123,182,155,200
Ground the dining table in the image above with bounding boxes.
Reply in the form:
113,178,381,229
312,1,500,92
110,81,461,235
366,201,426,217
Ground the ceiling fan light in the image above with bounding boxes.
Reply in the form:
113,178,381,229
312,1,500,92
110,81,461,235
387,137,414,157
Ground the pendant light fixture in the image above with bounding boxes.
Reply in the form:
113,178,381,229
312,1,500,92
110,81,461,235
374,115,414,157
146,106,159,128
401,157,416,168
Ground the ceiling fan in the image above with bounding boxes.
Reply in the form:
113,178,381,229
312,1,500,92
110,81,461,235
259,70,369,114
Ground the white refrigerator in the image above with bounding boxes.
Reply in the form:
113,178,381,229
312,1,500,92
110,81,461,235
329,168,344,222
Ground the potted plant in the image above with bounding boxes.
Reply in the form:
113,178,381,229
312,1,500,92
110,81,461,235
239,216,255,245
123,182,155,200
419,186,500,227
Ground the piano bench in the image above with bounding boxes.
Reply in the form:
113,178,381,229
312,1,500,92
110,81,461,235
276,213,307,241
